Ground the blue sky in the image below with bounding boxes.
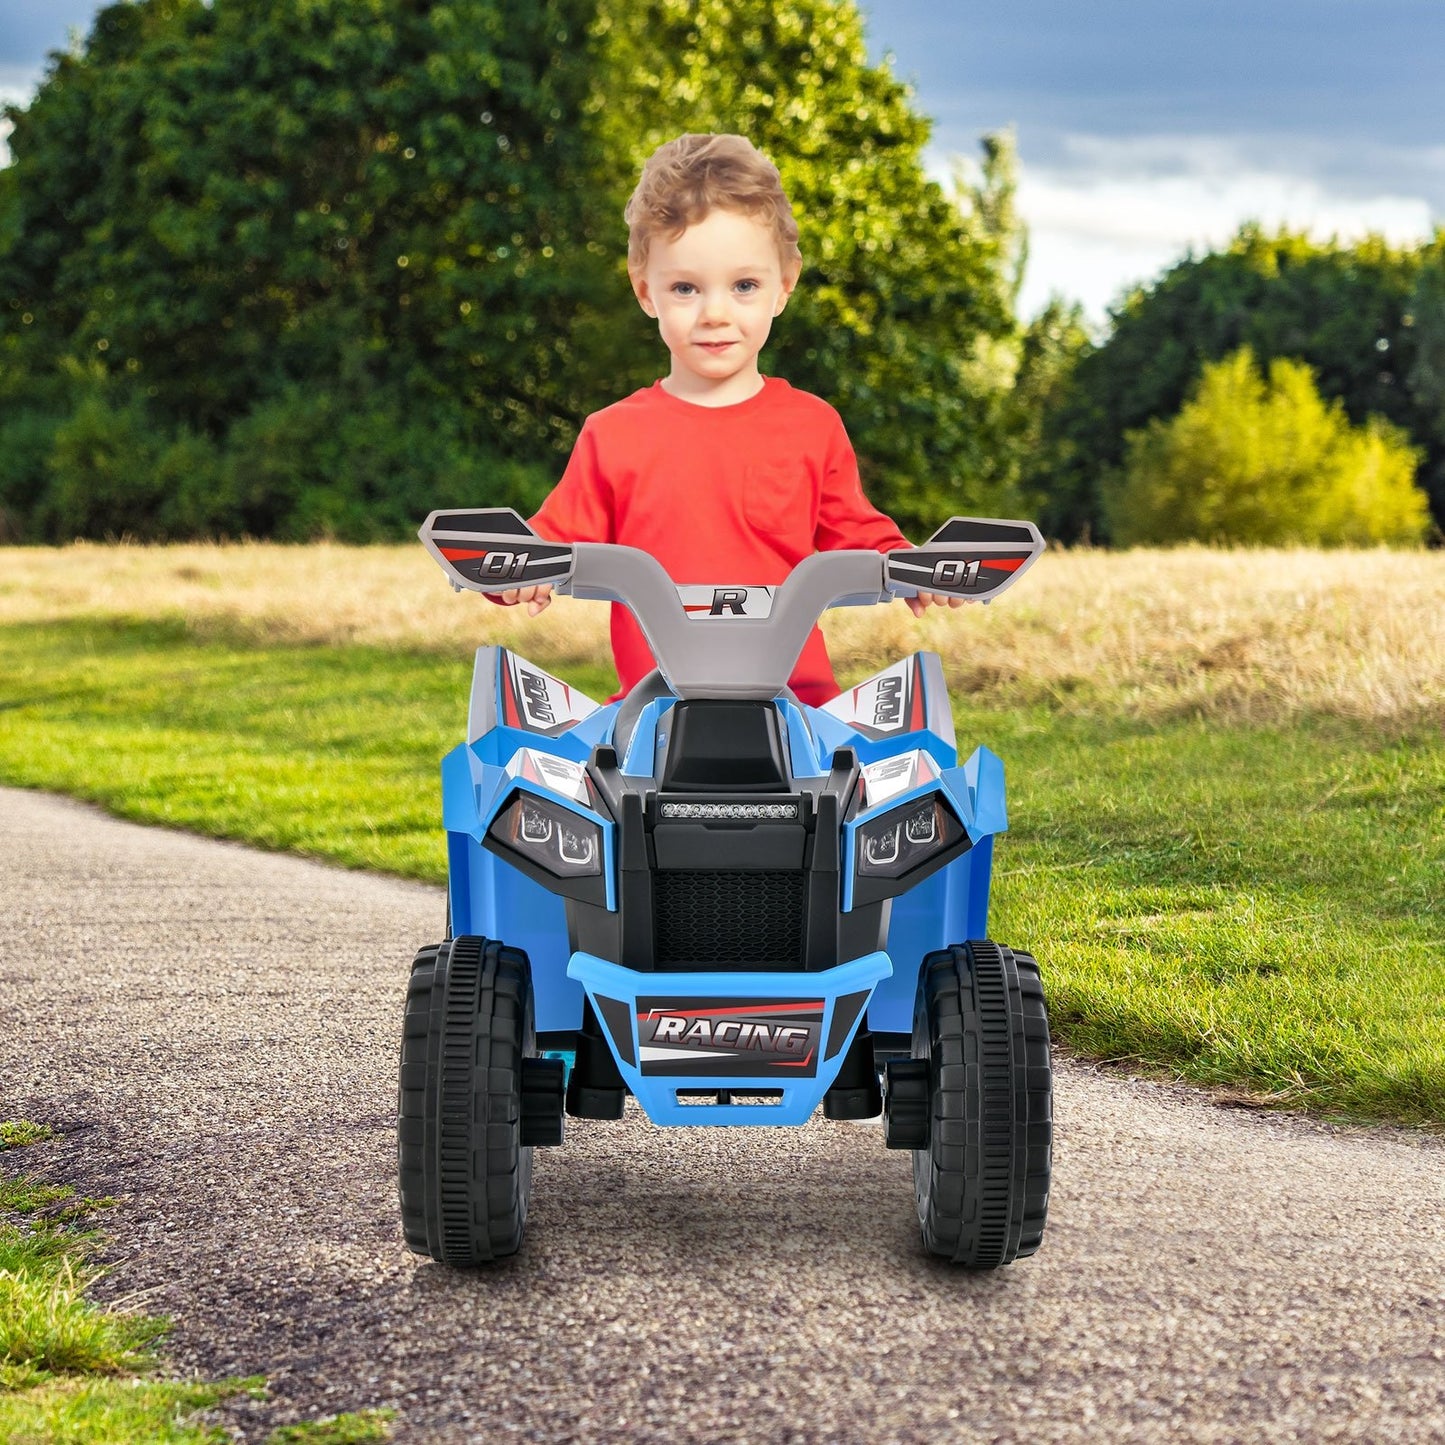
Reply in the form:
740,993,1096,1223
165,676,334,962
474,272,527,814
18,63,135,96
4,1,1442,321
861,0,1443,319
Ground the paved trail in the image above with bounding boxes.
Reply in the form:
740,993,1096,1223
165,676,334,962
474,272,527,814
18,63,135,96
2,786,1442,1443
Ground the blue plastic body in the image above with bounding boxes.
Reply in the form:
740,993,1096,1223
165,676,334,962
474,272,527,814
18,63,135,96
443,647,1010,1121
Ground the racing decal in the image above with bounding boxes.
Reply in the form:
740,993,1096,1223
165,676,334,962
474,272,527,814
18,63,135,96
500,654,599,737
820,656,926,740
859,750,940,809
636,997,824,1078
674,585,775,620
504,748,593,806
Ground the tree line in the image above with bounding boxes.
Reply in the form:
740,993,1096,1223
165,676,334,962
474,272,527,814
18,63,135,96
1,0,1439,547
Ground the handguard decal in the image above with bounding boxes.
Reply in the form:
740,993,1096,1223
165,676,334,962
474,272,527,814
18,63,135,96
435,540,574,589
420,507,575,592
885,515,1045,602
887,548,1033,595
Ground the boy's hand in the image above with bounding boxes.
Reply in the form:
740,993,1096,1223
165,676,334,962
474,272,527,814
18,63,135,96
906,590,973,616
497,583,554,616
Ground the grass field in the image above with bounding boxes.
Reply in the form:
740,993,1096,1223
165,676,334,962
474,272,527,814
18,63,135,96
1,543,1442,1124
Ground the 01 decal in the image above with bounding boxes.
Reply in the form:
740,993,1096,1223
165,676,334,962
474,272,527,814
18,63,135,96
636,997,824,1078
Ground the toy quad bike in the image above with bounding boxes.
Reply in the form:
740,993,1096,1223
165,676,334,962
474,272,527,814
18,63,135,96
398,510,1052,1269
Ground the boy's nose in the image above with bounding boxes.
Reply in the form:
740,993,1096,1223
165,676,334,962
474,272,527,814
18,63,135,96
700,291,729,323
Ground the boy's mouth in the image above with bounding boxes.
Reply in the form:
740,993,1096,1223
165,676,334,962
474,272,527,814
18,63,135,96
695,341,737,352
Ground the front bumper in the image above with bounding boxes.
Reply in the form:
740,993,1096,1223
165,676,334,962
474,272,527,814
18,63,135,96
567,951,892,1126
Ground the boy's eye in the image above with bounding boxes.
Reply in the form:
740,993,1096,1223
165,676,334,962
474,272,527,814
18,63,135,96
734,279,760,294
670,283,697,296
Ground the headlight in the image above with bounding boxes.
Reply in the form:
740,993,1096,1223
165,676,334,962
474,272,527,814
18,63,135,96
490,792,602,877
856,793,964,879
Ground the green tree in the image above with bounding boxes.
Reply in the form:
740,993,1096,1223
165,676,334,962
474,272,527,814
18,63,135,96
1034,227,1438,542
585,0,1027,533
1104,346,1429,546
1003,295,1092,520
0,0,608,539
1404,234,1445,521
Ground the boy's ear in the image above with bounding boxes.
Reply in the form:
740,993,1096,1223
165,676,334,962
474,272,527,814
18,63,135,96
773,261,802,316
631,270,658,319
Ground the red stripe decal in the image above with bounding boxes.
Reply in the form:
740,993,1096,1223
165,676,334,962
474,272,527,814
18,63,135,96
438,547,495,561
910,657,926,731
777,1049,817,1069
983,554,1029,573
501,660,521,728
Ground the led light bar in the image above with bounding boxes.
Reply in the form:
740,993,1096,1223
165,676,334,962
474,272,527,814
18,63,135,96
658,802,799,821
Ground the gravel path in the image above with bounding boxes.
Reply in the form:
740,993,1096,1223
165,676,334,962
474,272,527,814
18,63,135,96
2,784,1443,1444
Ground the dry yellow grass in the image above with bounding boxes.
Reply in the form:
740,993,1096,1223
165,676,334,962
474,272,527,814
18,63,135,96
3,541,1443,726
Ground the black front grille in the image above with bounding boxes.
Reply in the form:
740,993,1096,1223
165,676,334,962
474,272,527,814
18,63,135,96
653,871,806,968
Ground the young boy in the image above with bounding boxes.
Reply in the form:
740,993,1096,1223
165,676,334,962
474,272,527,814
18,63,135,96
498,132,962,706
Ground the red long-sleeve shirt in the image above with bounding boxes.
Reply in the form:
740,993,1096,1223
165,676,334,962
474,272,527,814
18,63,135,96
529,377,910,705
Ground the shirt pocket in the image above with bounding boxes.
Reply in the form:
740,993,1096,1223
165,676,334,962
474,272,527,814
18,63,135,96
742,460,813,543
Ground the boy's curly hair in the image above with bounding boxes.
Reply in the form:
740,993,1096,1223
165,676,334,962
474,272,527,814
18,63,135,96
625,133,802,276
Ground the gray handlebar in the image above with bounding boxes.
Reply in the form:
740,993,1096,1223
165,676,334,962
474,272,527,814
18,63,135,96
419,508,1045,702
563,544,888,699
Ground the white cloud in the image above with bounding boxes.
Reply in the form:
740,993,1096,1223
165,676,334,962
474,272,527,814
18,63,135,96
0,78,36,168
942,133,1440,326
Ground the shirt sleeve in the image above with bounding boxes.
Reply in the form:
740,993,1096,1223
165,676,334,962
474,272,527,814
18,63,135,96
528,418,614,544
812,412,911,555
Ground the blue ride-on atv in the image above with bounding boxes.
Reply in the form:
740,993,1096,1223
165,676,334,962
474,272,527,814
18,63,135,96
398,510,1052,1269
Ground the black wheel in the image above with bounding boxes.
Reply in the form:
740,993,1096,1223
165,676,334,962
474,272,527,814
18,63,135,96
397,936,540,1265
893,940,1052,1267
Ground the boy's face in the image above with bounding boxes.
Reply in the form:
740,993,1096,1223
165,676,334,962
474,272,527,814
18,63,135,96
631,208,799,406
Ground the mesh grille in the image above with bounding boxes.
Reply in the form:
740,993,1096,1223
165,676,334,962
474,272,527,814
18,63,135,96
653,871,806,968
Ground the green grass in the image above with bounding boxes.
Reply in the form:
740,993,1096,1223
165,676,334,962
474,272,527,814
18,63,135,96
265,1412,396,1444
981,708,1445,1123
0,1124,57,1151
0,1377,255,1444
0,1121,391,1442
1,1129,165,1399
1,618,1441,1124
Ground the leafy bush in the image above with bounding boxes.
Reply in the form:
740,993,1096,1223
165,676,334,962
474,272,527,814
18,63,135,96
1034,228,1445,541
222,387,554,541
1105,347,1429,546
0,406,64,542
40,390,170,542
